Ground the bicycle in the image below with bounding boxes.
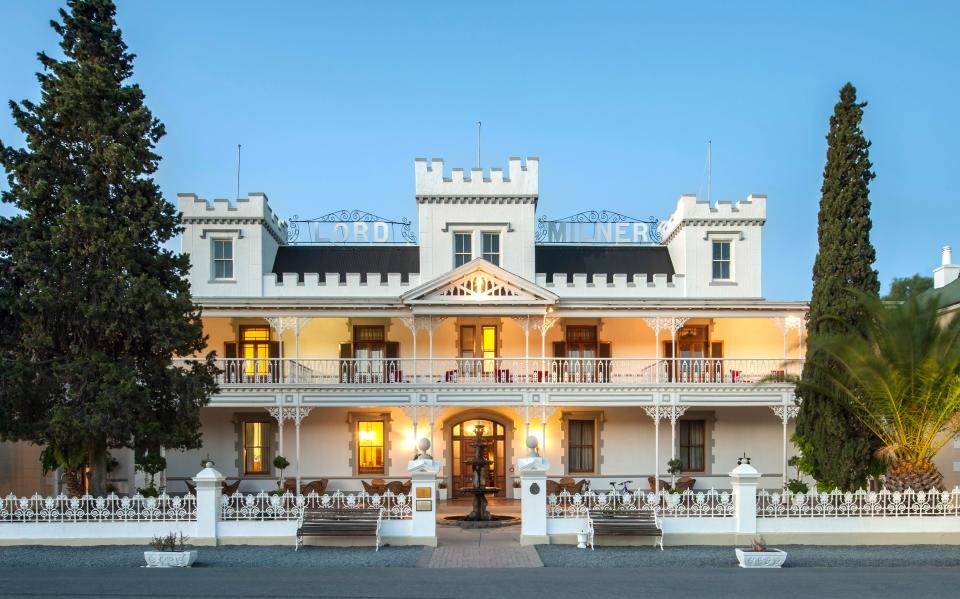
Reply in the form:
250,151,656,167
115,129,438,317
609,480,634,494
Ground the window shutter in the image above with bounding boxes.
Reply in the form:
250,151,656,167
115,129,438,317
598,343,611,382
385,341,400,383
224,342,237,383
224,342,237,359
385,342,399,359
339,342,353,383
598,343,611,358
553,342,566,357
269,341,280,382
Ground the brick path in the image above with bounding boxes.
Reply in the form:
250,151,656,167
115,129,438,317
418,525,544,568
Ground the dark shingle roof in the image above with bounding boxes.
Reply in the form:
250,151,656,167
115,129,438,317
271,246,419,283
535,245,675,283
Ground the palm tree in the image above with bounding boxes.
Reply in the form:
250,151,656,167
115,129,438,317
804,293,960,491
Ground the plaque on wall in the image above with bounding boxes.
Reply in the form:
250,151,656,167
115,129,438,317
416,487,432,499
415,499,432,512
529,482,540,495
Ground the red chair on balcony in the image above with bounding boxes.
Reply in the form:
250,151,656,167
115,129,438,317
495,369,512,383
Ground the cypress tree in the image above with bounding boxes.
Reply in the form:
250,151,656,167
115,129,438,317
0,0,218,495
794,83,881,490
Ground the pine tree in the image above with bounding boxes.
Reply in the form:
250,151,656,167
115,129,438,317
794,83,881,491
0,0,218,496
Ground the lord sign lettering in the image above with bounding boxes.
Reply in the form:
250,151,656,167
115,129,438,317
286,210,417,244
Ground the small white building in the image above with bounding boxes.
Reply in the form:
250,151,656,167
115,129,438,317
3,156,815,497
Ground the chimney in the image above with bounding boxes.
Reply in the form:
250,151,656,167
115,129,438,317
934,245,960,289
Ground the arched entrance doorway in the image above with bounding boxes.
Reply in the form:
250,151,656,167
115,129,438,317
450,417,508,498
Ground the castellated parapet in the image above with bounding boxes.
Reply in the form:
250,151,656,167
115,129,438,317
178,192,288,244
659,194,767,243
415,157,539,199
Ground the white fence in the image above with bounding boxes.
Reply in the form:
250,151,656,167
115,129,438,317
220,491,412,521
757,488,960,518
547,489,734,518
175,357,803,387
1,493,196,523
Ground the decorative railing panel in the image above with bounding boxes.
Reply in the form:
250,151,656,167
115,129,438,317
175,357,802,387
0,493,196,523
219,491,412,521
547,489,734,518
757,488,960,517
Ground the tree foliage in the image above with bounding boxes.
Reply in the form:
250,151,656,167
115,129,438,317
803,293,960,491
795,82,882,490
0,0,218,495
884,274,934,301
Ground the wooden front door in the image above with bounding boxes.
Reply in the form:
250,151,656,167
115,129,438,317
451,419,507,498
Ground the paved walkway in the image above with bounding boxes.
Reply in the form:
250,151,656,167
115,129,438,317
421,499,542,568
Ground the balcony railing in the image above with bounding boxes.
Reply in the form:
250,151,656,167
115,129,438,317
174,357,803,386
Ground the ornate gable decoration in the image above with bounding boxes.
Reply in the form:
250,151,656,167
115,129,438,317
402,259,557,306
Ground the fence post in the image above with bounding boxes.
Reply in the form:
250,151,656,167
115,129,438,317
193,463,224,546
408,453,440,547
518,436,550,546
729,461,760,538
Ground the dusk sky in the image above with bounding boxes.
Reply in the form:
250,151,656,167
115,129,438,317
1,1,957,300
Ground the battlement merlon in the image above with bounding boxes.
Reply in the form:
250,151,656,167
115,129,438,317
659,194,767,242
414,157,539,198
177,192,288,243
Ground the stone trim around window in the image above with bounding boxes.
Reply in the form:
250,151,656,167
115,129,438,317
559,410,605,476
675,410,717,476
346,411,393,477
233,412,278,479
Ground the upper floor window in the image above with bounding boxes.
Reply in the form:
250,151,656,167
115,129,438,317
482,232,500,266
213,239,234,279
454,232,472,267
712,240,731,280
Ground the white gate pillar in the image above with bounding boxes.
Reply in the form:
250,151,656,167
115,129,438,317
730,460,761,537
518,436,550,546
193,463,224,545
408,451,440,547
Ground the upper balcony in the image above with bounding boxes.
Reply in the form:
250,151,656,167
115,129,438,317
175,356,802,388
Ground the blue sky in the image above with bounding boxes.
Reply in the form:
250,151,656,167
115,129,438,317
1,1,957,300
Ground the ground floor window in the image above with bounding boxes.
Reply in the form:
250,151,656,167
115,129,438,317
679,420,706,472
242,419,272,475
567,419,595,473
357,420,385,475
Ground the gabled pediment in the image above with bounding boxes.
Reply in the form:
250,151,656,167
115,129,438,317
402,259,558,305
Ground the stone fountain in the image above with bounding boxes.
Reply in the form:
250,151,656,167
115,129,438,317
443,423,517,528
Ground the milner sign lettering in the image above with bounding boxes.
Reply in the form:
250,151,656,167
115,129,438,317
535,211,663,245
287,210,417,244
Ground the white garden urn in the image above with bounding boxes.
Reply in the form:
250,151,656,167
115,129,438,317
734,547,787,568
143,550,198,568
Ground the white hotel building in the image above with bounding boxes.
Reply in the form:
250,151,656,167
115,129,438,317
4,156,817,497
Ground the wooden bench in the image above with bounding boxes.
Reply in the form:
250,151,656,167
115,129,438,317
586,509,663,550
295,507,383,551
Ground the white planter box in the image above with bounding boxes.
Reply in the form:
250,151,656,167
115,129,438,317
438,488,448,501
735,548,787,568
144,550,198,568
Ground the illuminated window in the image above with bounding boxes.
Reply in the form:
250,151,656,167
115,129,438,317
482,325,497,374
481,233,500,266
568,419,595,473
712,241,731,280
357,420,385,474
243,420,272,475
454,233,472,267
213,239,233,279
241,326,271,377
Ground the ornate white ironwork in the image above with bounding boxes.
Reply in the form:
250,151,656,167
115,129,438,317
546,489,734,518
219,490,412,521
0,493,196,523
435,272,531,300
266,406,313,425
642,317,688,335
756,487,960,518
287,211,416,244
770,405,800,422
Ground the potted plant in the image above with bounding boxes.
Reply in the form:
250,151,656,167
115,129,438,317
135,451,167,498
144,532,197,568
437,479,448,501
272,455,290,496
786,456,809,494
666,458,683,489
735,536,787,568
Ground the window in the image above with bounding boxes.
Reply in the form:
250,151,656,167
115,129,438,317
481,232,500,266
454,232,472,267
240,326,271,377
460,326,476,358
712,240,731,280
679,420,706,472
353,326,385,380
357,420,385,474
568,419,595,473
242,420,272,475
213,239,234,279
481,325,497,374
